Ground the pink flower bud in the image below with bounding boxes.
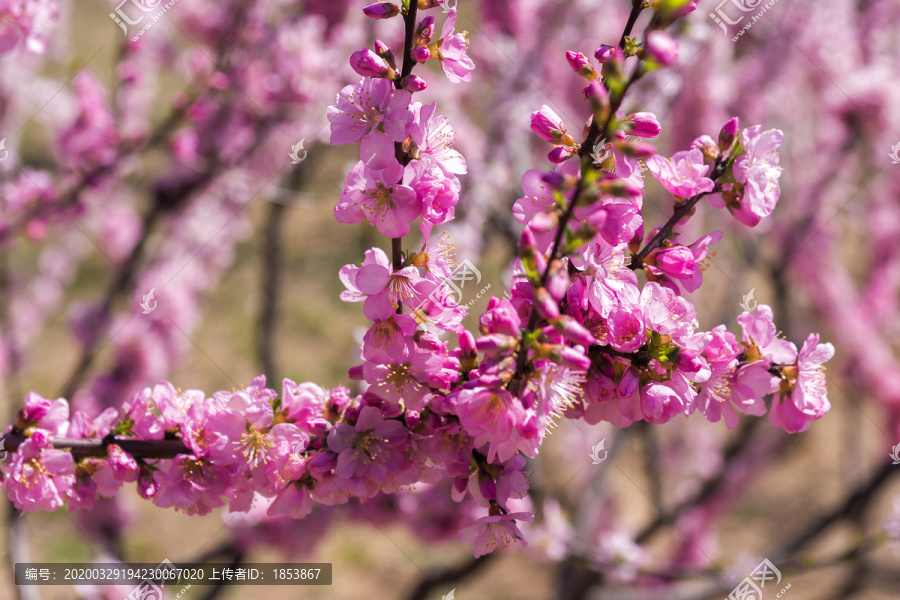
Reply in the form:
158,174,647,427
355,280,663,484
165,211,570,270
401,74,428,92
363,2,400,19
405,411,421,429
411,45,431,63
531,105,574,145
645,31,678,67
350,49,396,79
475,334,519,355
557,346,592,371
598,174,641,198
458,330,476,355
583,81,610,122
627,112,661,138
534,287,560,320
373,39,397,68
615,140,656,158
691,134,719,160
594,45,621,63
348,365,365,380
718,117,739,152
548,145,578,163
416,15,436,44
565,50,597,79
546,260,569,301
552,316,598,347
519,226,538,254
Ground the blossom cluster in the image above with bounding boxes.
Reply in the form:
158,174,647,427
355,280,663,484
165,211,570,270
1,0,834,559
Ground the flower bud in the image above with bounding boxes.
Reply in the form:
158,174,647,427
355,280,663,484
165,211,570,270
552,315,598,347
350,48,396,79
583,81,610,123
691,134,720,161
628,226,643,254
534,287,561,320
411,45,431,63
598,174,641,198
556,345,592,371
374,39,397,69
401,74,428,92
594,45,621,63
627,112,661,138
718,117,739,152
416,15,436,44
546,260,569,301
531,105,575,145
645,31,678,66
475,334,519,355
615,139,656,158
565,51,597,79
548,145,578,163
363,2,400,19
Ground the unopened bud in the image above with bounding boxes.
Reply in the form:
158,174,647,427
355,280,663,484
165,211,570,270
615,139,656,158
594,45,621,63
626,112,661,138
411,45,431,62
363,2,400,19
548,145,578,163
401,74,428,92
552,315,598,347
565,51,598,79
644,31,679,66
719,117,739,152
598,174,641,198
416,15,436,44
531,105,574,144
534,287,561,320
350,48,396,79
691,134,720,161
583,81,610,124
374,39,397,69
546,260,569,301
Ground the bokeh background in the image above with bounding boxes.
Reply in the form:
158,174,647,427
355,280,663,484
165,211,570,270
1,0,899,599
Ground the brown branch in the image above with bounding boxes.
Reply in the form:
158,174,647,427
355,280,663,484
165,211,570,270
404,554,495,600
1,432,189,459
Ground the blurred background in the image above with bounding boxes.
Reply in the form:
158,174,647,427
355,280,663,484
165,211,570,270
1,0,899,598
